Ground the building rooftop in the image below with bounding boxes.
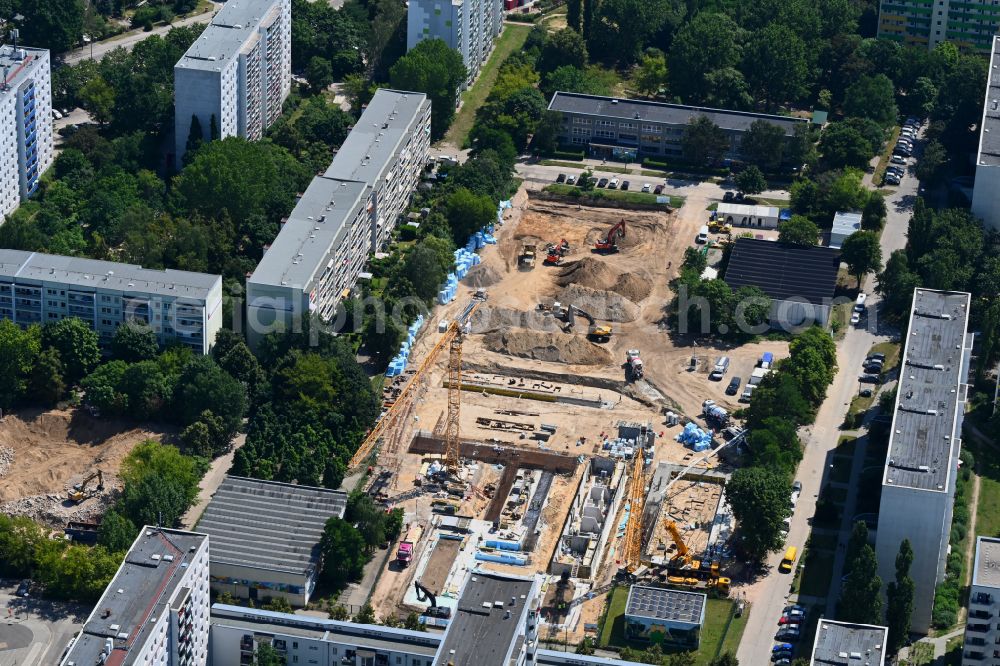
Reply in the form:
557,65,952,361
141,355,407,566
248,176,369,289
883,289,971,492
175,0,281,72
63,528,207,666
0,249,221,300
536,651,649,666
625,586,706,627
324,89,429,185
211,605,442,656
0,44,49,94
547,91,808,135
195,476,347,576
972,537,1000,589
809,619,887,666
976,36,1000,167
434,571,536,666
717,202,780,218
831,211,863,240
723,237,840,305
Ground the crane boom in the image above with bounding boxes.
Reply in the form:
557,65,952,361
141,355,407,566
348,296,485,470
620,453,646,573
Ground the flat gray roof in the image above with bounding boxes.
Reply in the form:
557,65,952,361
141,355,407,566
810,619,887,666
325,89,429,185
248,177,368,289
625,586,706,626
831,211,863,236
211,605,442,655
883,289,971,491
972,537,1000,589
176,0,280,72
63,528,207,666
536,651,649,666
0,249,220,300
434,571,535,666
547,92,808,135
196,476,347,576
0,44,48,94
976,36,1000,167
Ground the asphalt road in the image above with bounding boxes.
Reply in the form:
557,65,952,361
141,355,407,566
735,136,921,665
62,4,220,64
0,583,87,666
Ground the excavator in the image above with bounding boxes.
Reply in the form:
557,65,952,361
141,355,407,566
594,219,626,253
414,581,451,618
68,470,104,503
568,305,612,342
544,239,570,265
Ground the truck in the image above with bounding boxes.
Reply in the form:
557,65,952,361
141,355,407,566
702,400,728,426
740,384,756,403
625,349,644,379
397,524,421,567
760,352,774,369
748,367,770,386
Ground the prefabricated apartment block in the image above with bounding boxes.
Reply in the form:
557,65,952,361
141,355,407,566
173,0,291,162
971,36,1000,232
1,43,53,220
875,288,973,633
809,619,888,666
962,536,1000,665
0,249,222,354
245,89,431,348
406,0,503,88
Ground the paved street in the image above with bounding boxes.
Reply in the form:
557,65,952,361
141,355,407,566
181,432,247,529
736,139,920,664
0,583,87,666
62,4,220,64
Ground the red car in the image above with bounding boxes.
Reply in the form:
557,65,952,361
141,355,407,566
779,615,803,625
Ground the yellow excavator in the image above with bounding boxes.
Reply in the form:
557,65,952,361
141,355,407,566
569,305,612,342
68,470,104,503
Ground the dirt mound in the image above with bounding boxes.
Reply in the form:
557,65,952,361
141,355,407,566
557,284,640,322
483,327,613,365
556,258,616,291
463,263,503,288
470,306,561,334
612,272,653,302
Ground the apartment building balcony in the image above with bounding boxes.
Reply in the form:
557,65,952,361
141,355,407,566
963,651,985,661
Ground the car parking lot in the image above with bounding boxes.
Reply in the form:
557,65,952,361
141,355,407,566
884,117,923,186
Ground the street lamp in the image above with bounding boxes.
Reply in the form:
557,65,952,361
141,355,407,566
83,34,93,60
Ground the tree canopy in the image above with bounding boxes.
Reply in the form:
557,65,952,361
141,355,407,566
389,39,467,140
726,467,792,560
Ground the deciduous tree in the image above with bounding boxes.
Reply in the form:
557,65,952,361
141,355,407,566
778,216,820,246
320,517,368,586
741,120,787,172
111,321,159,362
726,467,792,560
841,230,883,288
389,39,466,140
42,317,100,385
682,115,729,165
735,166,767,196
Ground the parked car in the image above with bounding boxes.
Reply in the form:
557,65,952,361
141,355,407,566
608,178,619,189
776,630,801,642
556,173,566,183
597,178,609,188
784,605,806,615
792,480,802,493
726,376,742,395
723,191,736,202
779,614,803,625
621,180,630,190
641,183,651,192
654,184,664,194
773,644,794,654
868,353,886,363
16,579,30,597
890,155,906,165
772,654,793,664
859,373,881,384
566,175,576,185
52,109,62,120
851,310,862,325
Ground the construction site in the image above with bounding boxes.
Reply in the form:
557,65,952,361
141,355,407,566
361,190,782,645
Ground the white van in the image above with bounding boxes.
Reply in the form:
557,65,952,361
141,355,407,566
697,225,709,243
854,292,867,312
709,356,730,380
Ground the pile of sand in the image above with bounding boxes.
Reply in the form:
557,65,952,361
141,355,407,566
483,327,613,365
611,272,653,302
556,258,616,291
558,284,640,323
463,263,502,288
470,306,561,334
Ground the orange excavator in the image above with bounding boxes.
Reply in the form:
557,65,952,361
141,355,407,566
594,219,626,253
544,239,570,265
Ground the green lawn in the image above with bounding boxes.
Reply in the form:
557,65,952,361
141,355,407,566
869,341,901,373
544,183,684,208
977,451,1000,539
599,589,743,665
795,548,836,598
874,126,901,185
443,24,532,147
753,197,790,207
836,435,858,453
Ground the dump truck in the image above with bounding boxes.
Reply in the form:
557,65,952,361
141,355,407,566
625,349,644,379
519,244,536,269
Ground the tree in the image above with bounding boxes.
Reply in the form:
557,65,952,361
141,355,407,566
319,517,367,587
539,28,588,72
98,510,137,552
668,13,743,103
820,123,875,170
19,0,85,54
444,187,495,245
119,440,202,527
566,0,582,31
631,50,668,98
255,643,285,666
841,231,883,288
42,317,101,385
905,76,937,118
877,250,920,318
541,65,615,98
915,139,947,185
735,166,767,196
839,544,882,624
111,321,159,362
354,603,377,624
726,467,792,560
844,74,898,127
389,39,467,140
79,76,116,126
682,115,729,165
741,121,787,173
709,655,739,666
28,347,66,406
681,246,707,274
576,637,596,655
886,539,915,654
778,216,820,246
862,192,887,230
306,56,334,93
0,320,40,408
586,0,680,64
404,612,425,631
172,356,247,437
186,114,204,156
743,24,809,108
363,313,405,365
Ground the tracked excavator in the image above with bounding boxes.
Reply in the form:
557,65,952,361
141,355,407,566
594,219,626,253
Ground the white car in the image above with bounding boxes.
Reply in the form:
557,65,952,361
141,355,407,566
851,311,862,325
608,177,620,188
52,109,63,120
641,183,651,192
566,175,576,185
854,292,867,312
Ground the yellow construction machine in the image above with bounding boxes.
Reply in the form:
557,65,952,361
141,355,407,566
68,470,104,503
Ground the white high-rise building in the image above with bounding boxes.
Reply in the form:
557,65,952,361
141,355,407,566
971,36,1000,232
407,0,503,88
173,0,291,163
962,537,1000,665
60,527,211,666
0,43,53,221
